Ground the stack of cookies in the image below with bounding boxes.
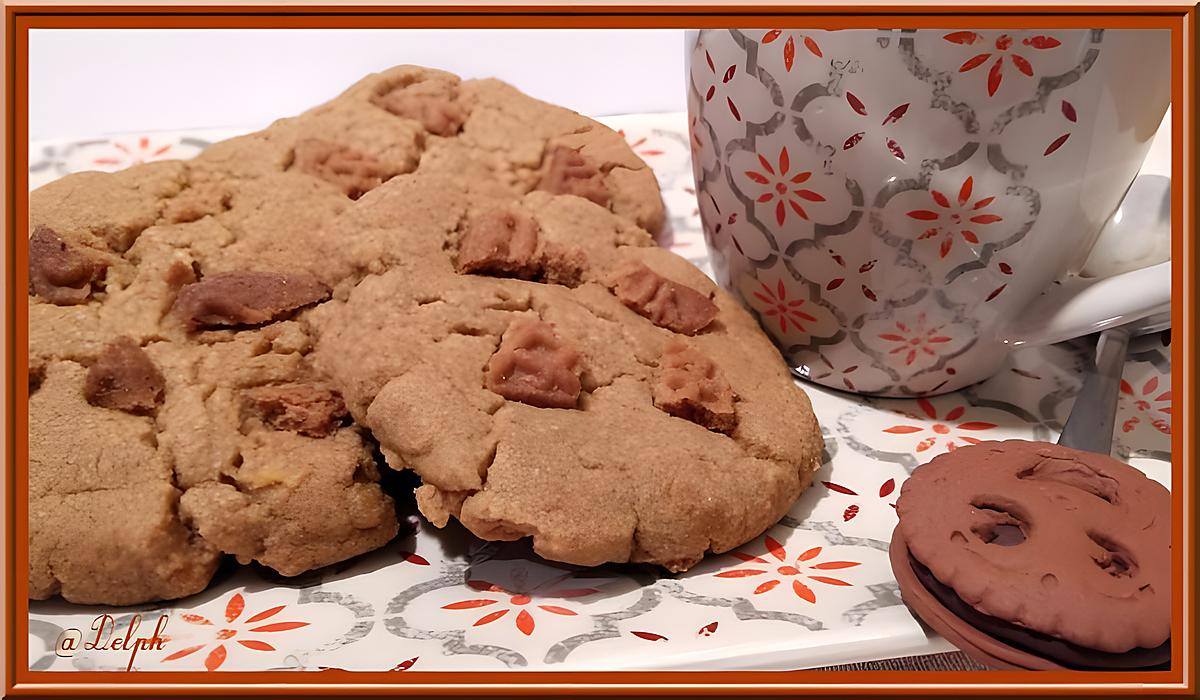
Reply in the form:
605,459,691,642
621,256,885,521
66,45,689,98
28,66,824,606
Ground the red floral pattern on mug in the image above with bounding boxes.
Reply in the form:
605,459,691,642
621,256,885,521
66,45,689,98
945,31,1060,96
841,92,910,161
876,314,955,366
688,114,704,157
715,536,861,604
744,146,826,226
800,346,897,394
700,50,743,121
750,279,820,335
761,30,823,72
945,31,1062,96
806,352,866,393
161,592,308,671
820,249,881,301
907,176,1003,258
1044,100,1078,156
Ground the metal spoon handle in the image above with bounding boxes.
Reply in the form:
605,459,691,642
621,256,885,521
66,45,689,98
1057,326,1132,455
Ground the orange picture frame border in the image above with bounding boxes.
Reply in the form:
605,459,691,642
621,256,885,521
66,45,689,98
3,3,1195,696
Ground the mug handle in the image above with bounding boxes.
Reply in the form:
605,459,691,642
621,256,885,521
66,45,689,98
1003,105,1172,349
1001,260,1170,347
1004,170,1172,346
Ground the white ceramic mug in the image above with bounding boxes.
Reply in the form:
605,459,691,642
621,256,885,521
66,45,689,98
687,28,1171,396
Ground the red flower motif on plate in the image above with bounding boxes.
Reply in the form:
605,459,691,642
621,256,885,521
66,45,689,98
440,580,598,636
716,536,861,604
907,176,1003,258
821,478,900,521
161,592,309,671
750,279,819,335
92,136,174,169
744,146,826,226
761,30,823,72
617,129,665,158
882,398,997,452
945,31,1062,97
1119,375,1171,435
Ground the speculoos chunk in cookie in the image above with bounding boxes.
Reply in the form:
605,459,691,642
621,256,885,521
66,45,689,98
172,271,329,330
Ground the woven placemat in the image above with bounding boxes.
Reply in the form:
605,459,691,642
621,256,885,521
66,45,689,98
813,651,987,672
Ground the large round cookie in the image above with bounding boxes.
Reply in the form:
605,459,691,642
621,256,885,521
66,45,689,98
309,154,823,571
310,193,823,571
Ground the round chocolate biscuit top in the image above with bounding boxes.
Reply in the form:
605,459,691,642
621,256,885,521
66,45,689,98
896,440,1170,654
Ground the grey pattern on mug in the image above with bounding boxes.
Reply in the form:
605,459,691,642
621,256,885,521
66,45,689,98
898,34,979,134
943,184,1040,284
988,32,1103,137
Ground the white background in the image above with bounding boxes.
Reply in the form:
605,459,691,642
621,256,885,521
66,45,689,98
29,29,689,140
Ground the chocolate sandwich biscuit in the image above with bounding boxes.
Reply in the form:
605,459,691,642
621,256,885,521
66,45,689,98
893,440,1171,669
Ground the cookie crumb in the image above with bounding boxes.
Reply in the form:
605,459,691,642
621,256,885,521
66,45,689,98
485,319,581,409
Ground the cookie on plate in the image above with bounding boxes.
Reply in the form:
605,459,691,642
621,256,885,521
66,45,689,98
25,63,806,605
310,150,824,572
892,440,1171,670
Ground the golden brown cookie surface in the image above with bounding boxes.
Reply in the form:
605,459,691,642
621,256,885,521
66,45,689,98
27,64,811,604
309,171,822,572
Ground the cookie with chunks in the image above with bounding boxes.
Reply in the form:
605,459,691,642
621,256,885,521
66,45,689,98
24,63,685,603
309,155,822,571
26,74,438,604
